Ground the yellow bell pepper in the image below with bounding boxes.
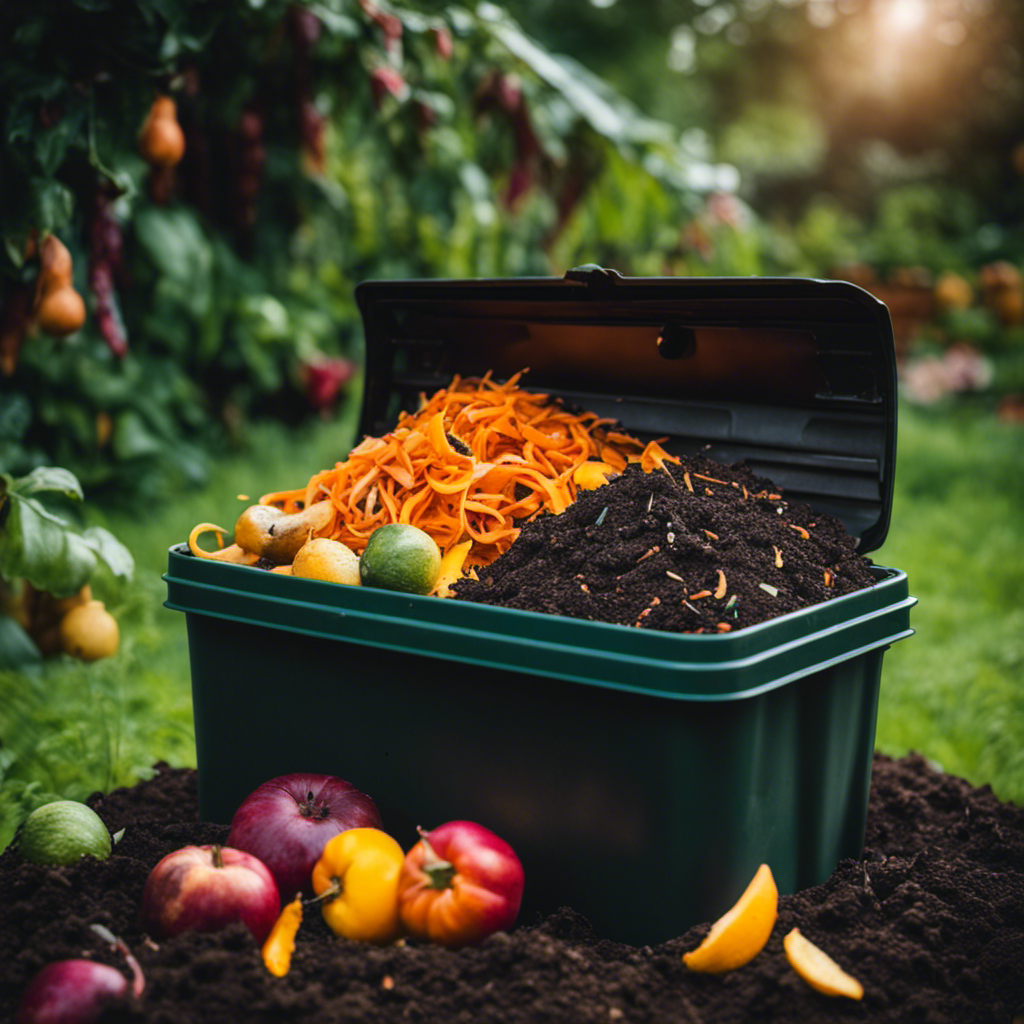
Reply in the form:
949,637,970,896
310,827,405,944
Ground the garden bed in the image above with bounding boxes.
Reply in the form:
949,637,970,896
1,754,1022,1023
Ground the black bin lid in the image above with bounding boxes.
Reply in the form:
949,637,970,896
355,266,898,553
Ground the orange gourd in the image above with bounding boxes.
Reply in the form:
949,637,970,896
139,95,186,168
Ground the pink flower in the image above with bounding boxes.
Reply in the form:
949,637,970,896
369,66,408,107
301,357,356,411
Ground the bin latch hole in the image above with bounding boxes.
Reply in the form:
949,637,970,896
657,325,696,360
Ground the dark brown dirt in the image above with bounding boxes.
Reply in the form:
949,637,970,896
1,755,1022,1023
451,457,877,633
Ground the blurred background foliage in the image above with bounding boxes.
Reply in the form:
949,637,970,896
0,0,731,506
0,0,1022,834
2,0,1023,511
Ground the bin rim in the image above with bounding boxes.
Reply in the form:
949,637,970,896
165,545,915,703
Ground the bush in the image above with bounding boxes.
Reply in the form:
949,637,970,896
1,0,713,503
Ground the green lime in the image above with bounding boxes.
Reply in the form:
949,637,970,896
18,800,112,865
359,523,442,595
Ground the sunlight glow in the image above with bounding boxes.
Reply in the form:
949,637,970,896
882,0,928,34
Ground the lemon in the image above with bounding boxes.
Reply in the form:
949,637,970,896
18,800,112,865
359,523,442,595
292,537,361,585
682,863,778,973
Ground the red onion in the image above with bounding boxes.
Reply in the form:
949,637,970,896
16,924,144,1024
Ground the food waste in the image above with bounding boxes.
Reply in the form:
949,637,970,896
190,371,875,628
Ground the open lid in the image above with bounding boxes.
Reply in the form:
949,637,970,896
354,267,898,553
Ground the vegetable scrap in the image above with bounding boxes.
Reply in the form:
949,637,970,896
4,754,1023,1022
783,927,864,1000
452,456,877,633
682,864,778,974
193,372,673,572
262,896,303,977
188,371,877,631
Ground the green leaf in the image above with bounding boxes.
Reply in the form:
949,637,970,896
0,746,17,781
0,492,96,594
0,394,31,441
0,616,42,670
308,3,359,36
81,527,134,581
13,467,83,502
112,410,165,460
35,100,89,178
31,179,75,235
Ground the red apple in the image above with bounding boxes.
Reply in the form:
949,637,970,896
138,845,279,944
226,773,382,900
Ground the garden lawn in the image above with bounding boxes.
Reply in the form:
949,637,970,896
0,404,360,850
1,398,1021,852
872,399,1024,800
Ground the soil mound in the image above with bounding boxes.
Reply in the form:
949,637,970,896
1,755,1022,1022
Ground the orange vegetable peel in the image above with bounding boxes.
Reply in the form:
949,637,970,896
783,927,864,1000
682,863,778,973
262,895,303,977
258,372,651,570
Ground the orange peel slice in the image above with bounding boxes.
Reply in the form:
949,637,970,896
682,863,778,973
783,927,864,1000
572,460,618,491
431,539,474,597
187,523,259,565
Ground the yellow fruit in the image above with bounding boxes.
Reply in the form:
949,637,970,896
359,523,441,595
36,285,87,337
24,583,93,656
783,927,864,1000
59,600,119,661
292,537,361,585
233,501,335,563
682,863,778,973
933,272,973,313
138,95,186,167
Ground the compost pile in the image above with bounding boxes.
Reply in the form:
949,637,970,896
452,456,877,632
1,755,1022,1024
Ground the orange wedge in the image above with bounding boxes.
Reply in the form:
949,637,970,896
572,460,618,490
431,538,474,597
783,927,864,1000
682,864,778,973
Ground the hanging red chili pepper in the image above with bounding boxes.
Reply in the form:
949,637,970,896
88,189,128,358
430,26,453,60
473,72,542,207
289,5,326,174
232,104,266,236
369,66,407,108
358,0,403,58
0,280,35,377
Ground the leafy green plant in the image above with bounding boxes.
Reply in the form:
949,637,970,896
0,466,133,666
0,468,132,595
1,0,712,504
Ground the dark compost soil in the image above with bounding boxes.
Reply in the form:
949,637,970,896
1,755,1022,1023
451,456,877,633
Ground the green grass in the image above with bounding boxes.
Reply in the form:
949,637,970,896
1,396,1021,849
872,400,1024,801
0,403,361,848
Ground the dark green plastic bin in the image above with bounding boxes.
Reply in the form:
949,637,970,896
165,270,915,945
